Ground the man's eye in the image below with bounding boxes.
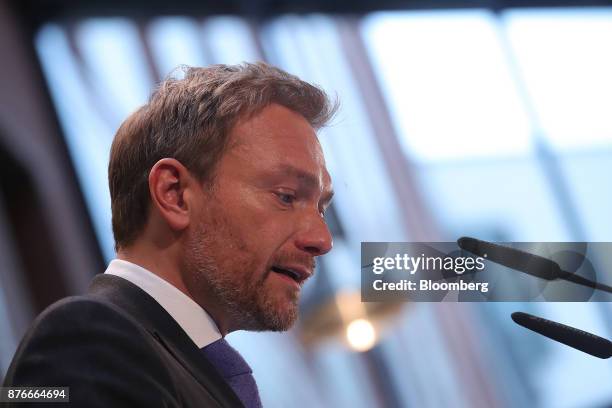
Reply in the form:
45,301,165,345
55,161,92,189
277,193,296,204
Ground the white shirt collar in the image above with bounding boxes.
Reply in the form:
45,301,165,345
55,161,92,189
104,259,222,348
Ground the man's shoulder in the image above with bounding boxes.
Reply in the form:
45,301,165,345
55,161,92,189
24,294,147,340
3,294,182,405
36,294,123,316
35,293,134,322
7,294,159,367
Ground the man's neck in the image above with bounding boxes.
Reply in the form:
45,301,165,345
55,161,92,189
117,244,189,300
116,244,232,336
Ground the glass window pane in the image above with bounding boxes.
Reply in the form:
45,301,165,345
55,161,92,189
504,9,612,150
362,10,533,162
203,16,259,64
35,24,115,260
148,17,208,77
75,18,153,126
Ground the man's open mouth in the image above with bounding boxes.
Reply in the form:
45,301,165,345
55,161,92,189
271,266,303,283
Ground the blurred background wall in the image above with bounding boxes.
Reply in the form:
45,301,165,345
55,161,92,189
1,0,612,407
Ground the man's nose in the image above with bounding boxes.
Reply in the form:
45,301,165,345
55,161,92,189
294,213,333,256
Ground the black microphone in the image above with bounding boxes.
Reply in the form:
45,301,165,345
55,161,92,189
457,237,612,294
511,312,612,359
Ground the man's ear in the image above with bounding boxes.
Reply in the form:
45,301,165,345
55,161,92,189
148,158,195,231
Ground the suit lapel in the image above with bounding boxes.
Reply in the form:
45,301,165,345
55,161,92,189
88,274,243,408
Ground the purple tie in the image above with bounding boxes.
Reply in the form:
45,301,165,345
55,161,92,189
200,339,263,408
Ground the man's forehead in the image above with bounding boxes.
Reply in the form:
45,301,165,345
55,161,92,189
272,163,332,188
226,107,325,158
228,104,317,143
222,104,332,188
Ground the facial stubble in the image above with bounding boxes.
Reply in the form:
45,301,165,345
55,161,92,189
182,210,299,333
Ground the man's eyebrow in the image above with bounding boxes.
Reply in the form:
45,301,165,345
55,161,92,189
273,164,334,204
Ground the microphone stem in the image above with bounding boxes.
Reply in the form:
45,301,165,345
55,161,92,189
559,270,612,295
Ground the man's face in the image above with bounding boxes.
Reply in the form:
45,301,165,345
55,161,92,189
182,103,333,333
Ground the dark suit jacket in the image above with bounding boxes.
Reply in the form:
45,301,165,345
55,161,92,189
3,274,244,407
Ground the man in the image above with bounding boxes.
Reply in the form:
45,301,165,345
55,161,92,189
3,62,336,407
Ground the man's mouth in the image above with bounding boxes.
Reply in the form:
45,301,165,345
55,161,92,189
270,265,311,285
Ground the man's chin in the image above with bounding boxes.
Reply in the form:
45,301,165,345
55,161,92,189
249,298,298,332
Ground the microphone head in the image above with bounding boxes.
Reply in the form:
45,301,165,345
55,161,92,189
511,312,612,359
457,237,561,281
